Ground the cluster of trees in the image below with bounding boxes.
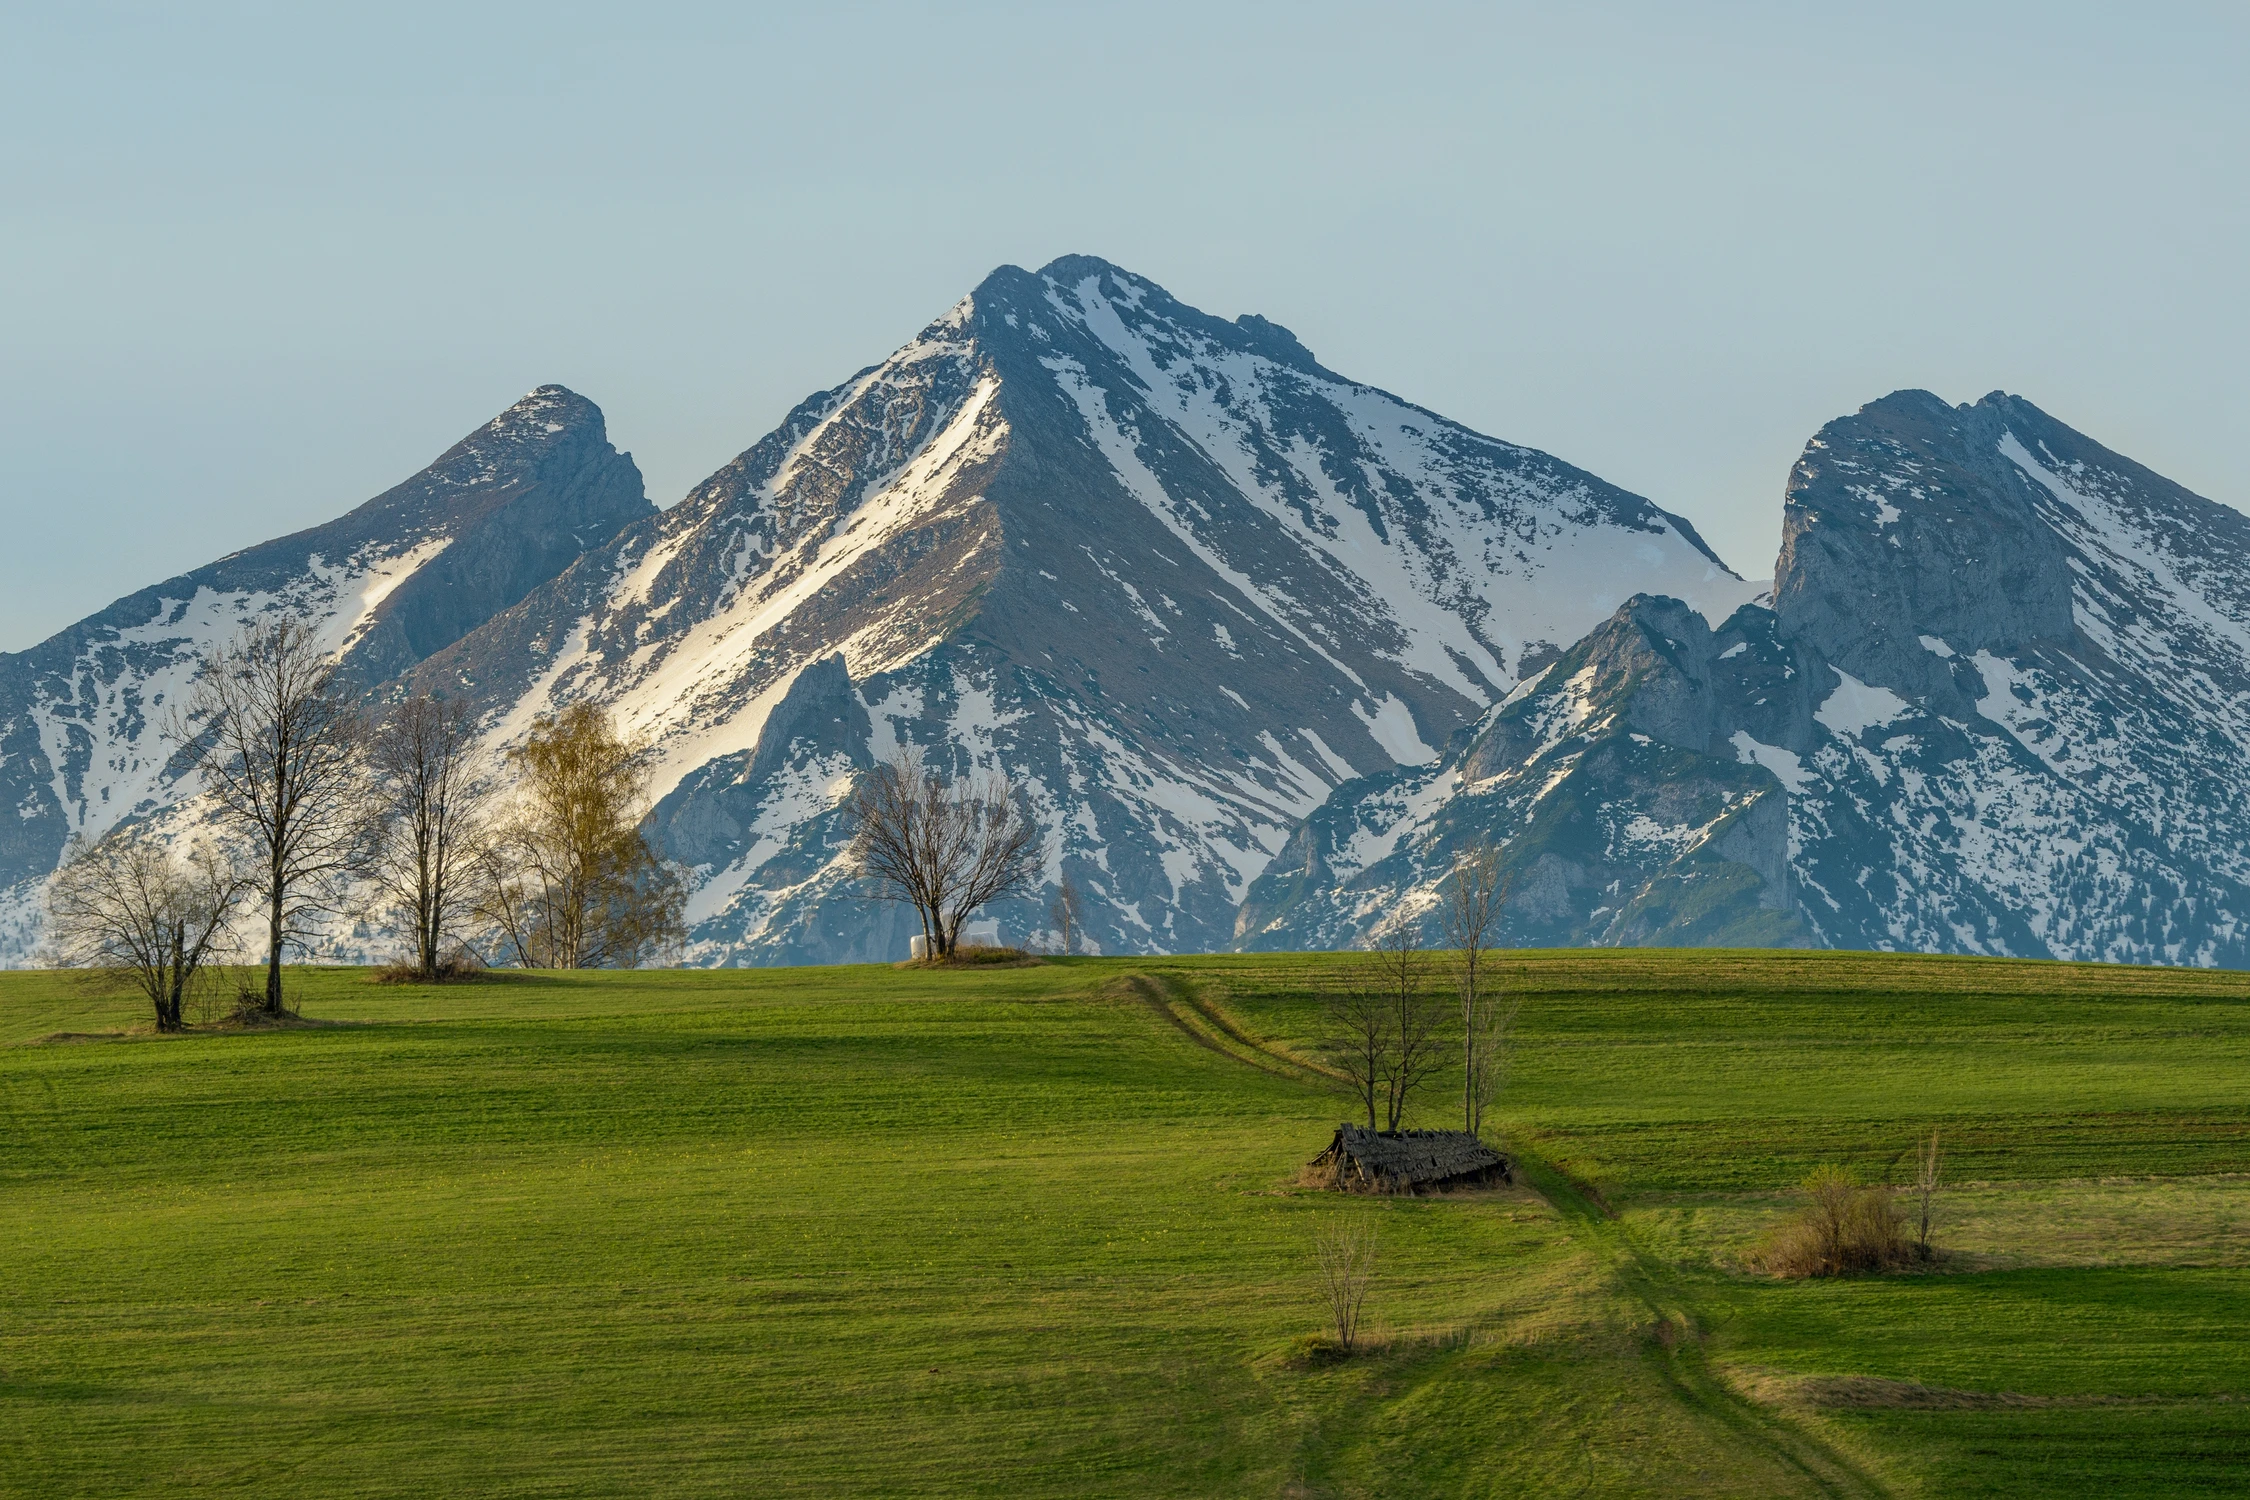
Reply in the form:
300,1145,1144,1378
1322,840,1516,1137
46,617,686,1028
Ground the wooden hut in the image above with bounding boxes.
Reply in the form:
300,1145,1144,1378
1310,1123,1511,1194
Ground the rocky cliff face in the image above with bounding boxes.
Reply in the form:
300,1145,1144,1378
1244,391,2250,966
1234,595,1812,951
406,256,1761,962
0,387,650,954
1772,390,2250,961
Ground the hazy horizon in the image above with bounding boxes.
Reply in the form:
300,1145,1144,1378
4,1,2244,650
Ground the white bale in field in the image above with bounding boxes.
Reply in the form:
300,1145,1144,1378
908,920,1002,961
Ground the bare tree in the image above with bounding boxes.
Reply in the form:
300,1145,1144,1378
1049,873,1084,956
1313,1219,1378,1354
45,831,249,1031
1911,1130,1942,1261
1466,988,1520,1140
1322,981,1390,1130
476,703,685,968
178,616,365,1016
369,694,486,979
1443,839,1513,1135
846,748,1040,959
1366,919,1448,1132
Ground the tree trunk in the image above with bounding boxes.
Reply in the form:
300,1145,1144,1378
419,882,439,978
1462,952,1476,1133
158,921,183,1032
265,870,285,1016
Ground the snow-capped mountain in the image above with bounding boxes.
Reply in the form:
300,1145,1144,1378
1240,390,2250,966
406,255,1761,961
27,269,2230,970
0,387,650,954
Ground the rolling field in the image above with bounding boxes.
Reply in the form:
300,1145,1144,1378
4,951,2249,1496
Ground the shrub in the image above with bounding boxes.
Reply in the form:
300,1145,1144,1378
1754,1165,1911,1277
903,944,1038,968
1313,1219,1379,1352
371,947,488,985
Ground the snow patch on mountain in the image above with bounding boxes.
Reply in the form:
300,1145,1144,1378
1814,671,1911,738
1045,270,1763,700
1732,731,1814,795
26,538,460,850
1353,693,1436,764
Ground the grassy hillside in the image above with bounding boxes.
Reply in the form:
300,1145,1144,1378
4,952,2249,1496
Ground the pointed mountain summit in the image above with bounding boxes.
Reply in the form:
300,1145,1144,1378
0,386,650,949
1241,389,2250,966
413,256,1761,961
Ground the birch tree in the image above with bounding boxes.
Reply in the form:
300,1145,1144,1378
179,616,364,1016
369,693,486,978
477,703,684,968
1366,919,1448,1131
1443,839,1514,1135
1049,874,1085,956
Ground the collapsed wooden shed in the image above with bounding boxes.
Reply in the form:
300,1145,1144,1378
1310,1124,1512,1194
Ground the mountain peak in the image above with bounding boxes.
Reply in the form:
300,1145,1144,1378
366,253,1763,962
0,382,649,913
475,384,609,448
1033,251,1135,285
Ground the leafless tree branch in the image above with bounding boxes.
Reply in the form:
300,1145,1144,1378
1314,1219,1378,1354
172,616,365,1015
1378,921,1448,1131
368,694,488,978
44,831,250,1031
846,749,1040,958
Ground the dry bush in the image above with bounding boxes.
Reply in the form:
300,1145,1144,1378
1313,1219,1379,1353
370,947,488,985
901,943,1038,968
946,943,1031,965
1755,1165,1912,1277
232,969,293,1021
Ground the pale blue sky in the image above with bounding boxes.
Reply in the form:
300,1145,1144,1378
4,2,2244,649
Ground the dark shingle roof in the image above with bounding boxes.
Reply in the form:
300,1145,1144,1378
1313,1124,1509,1192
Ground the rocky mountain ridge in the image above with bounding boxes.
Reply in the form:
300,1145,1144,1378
1240,391,2250,966
0,388,651,953
6,263,2244,970
403,256,1759,961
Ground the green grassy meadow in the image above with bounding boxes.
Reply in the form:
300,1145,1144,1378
4,950,2249,1496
